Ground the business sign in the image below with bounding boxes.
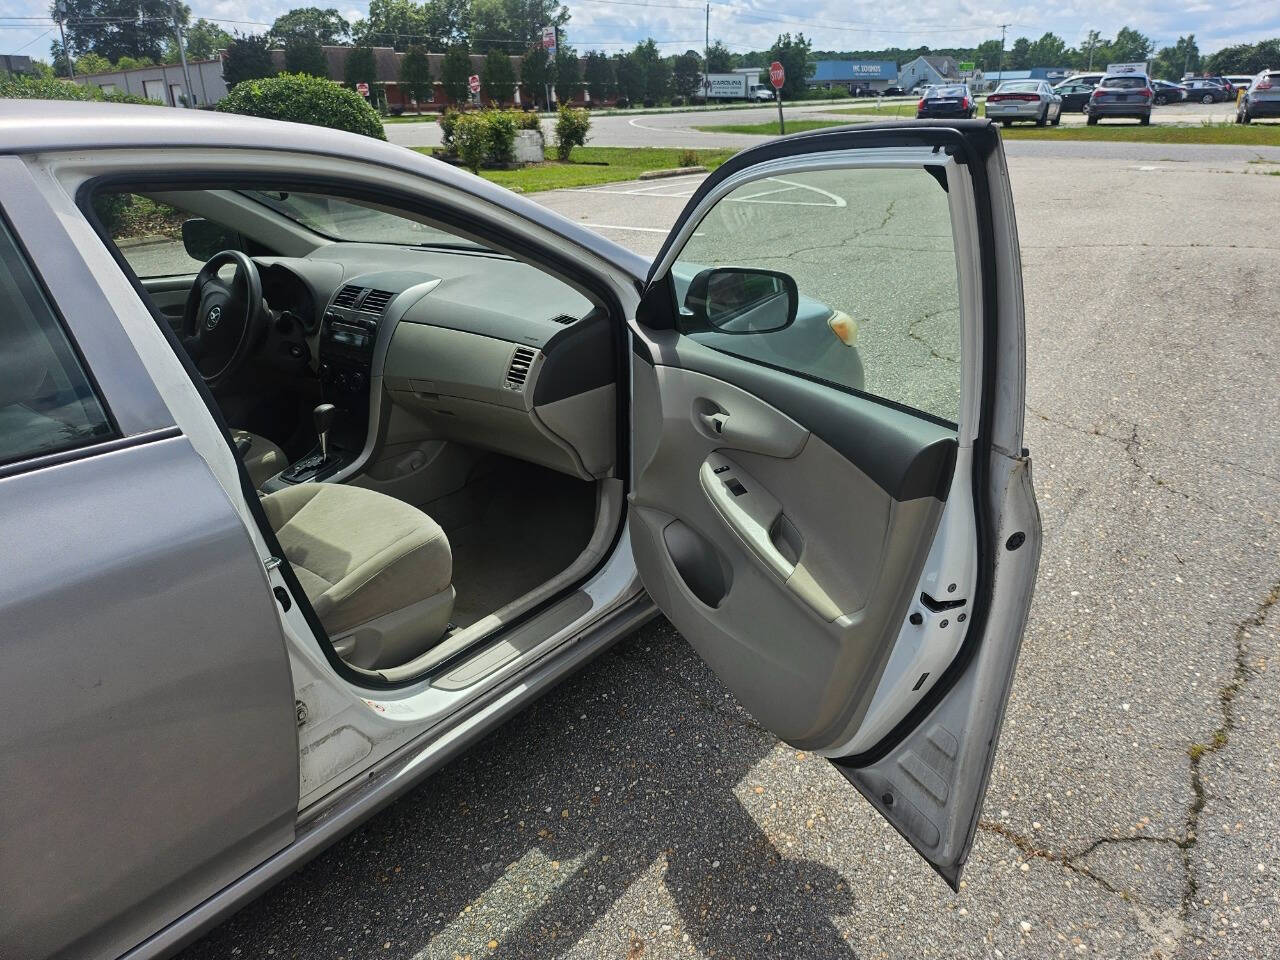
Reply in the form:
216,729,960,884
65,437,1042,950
703,73,747,98
356,82,369,96
468,74,480,94
769,61,785,89
1106,61,1149,76
540,25,556,58
958,61,975,73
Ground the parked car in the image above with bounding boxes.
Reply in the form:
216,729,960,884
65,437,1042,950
1051,78,1096,112
0,100,1040,960
1183,78,1230,103
1236,69,1280,123
1063,71,1105,89
1223,74,1255,96
916,83,977,119
1087,74,1154,124
882,85,905,96
1151,79,1187,105
984,79,1063,126
1203,75,1237,97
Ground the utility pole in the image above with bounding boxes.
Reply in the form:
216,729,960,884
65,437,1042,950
54,0,73,78
169,0,194,107
996,23,1008,79
703,2,709,108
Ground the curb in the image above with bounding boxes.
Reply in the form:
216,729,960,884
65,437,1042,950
637,165,708,180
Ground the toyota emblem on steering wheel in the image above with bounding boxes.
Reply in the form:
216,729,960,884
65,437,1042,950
205,305,222,330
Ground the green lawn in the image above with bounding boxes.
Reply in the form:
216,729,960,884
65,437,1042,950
413,146,736,192
691,117,1280,146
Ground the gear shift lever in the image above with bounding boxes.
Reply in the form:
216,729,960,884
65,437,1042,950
313,403,336,461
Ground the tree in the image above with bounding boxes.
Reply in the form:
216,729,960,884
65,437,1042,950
1027,32,1068,67
1204,39,1280,76
399,44,432,111
469,0,569,54
614,51,644,103
1078,30,1106,70
355,0,468,50
582,49,614,102
115,55,156,70
284,36,328,77
1153,35,1199,81
1006,37,1032,70
172,19,232,61
520,45,552,109
441,42,472,105
269,8,350,46
973,38,1002,71
74,51,113,74
344,44,379,106
672,51,701,98
553,45,579,103
1109,27,1153,64
222,34,276,88
218,72,384,138
55,0,178,63
705,39,733,72
762,33,811,99
631,39,668,103
482,47,515,104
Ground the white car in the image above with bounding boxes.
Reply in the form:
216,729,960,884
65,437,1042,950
0,100,1040,960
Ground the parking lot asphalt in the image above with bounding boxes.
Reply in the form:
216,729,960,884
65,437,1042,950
384,99,1246,150
180,147,1280,959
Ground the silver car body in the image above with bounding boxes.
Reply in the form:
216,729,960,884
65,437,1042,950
0,102,1040,959
984,80,1062,124
1238,69,1280,121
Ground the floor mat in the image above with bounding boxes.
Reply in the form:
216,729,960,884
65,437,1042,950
437,463,597,628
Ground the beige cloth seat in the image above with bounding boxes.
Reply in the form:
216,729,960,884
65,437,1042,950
230,429,288,488
262,482,455,669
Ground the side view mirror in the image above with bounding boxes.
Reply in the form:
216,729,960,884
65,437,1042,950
182,218,240,262
683,267,798,335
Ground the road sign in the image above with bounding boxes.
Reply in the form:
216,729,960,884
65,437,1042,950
356,82,369,97
468,74,481,94
769,61,785,90
541,25,557,58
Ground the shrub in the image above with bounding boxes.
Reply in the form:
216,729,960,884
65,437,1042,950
451,109,517,172
614,96,629,109
507,109,541,131
218,73,384,140
679,149,699,167
553,104,591,161
0,73,163,105
438,107,460,147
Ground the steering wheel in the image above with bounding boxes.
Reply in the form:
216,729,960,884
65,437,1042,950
182,250,266,389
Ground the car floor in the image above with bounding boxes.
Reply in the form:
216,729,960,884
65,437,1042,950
427,459,598,628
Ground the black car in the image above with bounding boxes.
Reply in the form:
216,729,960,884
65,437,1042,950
1052,79,1096,112
916,83,976,119
882,86,905,96
1151,79,1187,105
1183,78,1230,103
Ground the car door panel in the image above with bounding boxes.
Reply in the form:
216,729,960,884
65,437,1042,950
631,345,953,747
0,437,300,960
629,122,1040,884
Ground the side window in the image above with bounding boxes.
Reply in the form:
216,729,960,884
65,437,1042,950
91,193,213,279
672,164,963,425
0,216,114,465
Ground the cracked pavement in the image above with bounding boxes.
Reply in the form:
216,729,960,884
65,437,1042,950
180,150,1279,958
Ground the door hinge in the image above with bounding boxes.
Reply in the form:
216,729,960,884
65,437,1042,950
295,699,309,727
264,555,283,571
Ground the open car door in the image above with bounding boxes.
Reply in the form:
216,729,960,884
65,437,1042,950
628,121,1041,886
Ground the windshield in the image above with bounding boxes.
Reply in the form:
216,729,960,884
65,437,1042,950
998,82,1040,93
243,190,487,249
1101,76,1148,89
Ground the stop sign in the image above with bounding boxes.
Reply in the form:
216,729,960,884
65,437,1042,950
468,74,481,94
769,61,785,89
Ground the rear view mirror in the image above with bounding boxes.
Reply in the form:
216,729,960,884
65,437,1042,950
181,218,240,262
683,267,798,334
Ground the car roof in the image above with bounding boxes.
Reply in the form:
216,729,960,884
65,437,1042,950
0,99,650,279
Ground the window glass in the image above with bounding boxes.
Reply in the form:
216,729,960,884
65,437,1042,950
92,193,208,278
0,217,114,465
673,164,963,424
1101,76,1148,89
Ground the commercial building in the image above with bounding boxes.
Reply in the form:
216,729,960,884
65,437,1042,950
75,58,227,107
809,60,897,94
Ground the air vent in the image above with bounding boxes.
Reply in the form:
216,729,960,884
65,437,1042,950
549,314,577,326
361,289,395,314
505,346,536,390
332,284,363,308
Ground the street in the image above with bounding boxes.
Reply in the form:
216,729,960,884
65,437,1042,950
383,98,1246,150
179,138,1279,959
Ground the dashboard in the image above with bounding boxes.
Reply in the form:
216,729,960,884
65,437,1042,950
255,242,616,482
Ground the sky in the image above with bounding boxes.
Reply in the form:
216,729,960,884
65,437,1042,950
1,0,1276,64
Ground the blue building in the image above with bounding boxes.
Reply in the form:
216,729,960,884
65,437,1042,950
809,60,898,93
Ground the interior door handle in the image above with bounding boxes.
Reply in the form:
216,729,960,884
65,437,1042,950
698,411,728,435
